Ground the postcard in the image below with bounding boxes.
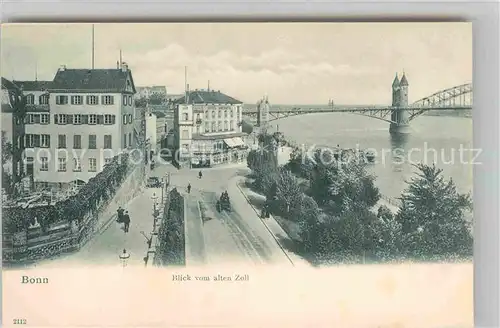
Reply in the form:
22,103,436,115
2,22,473,328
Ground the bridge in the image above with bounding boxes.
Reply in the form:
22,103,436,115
243,74,472,134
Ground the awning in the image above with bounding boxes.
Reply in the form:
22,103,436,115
223,138,236,148
231,137,246,147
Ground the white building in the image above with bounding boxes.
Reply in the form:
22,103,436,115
135,86,167,99
172,88,248,168
145,109,157,154
18,63,137,191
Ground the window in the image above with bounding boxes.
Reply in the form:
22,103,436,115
230,120,235,131
58,134,66,149
218,110,222,118
39,95,49,105
56,95,68,105
56,114,67,124
104,135,112,149
218,122,222,131
183,113,188,121
58,157,67,172
224,121,228,131
204,111,208,119
205,122,210,133
73,158,81,172
40,114,49,124
123,115,127,125
104,158,112,165
87,95,99,105
123,134,127,148
89,158,97,172
128,114,133,123
123,95,127,105
181,130,188,139
71,95,83,105
104,114,114,125
128,95,132,106
128,133,132,147
41,135,50,148
73,114,82,124
224,110,228,118
102,95,114,105
40,157,48,171
73,135,81,149
88,114,97,124
25,134,34,148
28,114,36,124
211,111,215,119
26,94,35,105
88,135,96,149
230,109,234,117
211,122,216,132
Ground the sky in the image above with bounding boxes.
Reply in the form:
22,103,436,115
1,23,471,105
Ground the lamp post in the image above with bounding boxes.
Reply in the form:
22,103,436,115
119,248,130,268
151,192,159,229
152,192,158,213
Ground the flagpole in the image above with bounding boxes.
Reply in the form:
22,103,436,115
92,24,95,69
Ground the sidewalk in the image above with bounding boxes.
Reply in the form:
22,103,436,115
34,187,159,268
228,176,310,268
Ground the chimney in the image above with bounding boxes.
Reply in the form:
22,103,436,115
121,62,128,72
59,65,66,71
186,84,190,104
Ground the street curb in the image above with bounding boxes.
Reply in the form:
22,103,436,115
233,178,295,266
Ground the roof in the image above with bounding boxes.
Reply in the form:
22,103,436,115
399,73,409,86
49,68,137,93
392,74,400,88
173,90,243,105
1,77,23,113
14,80,53,91
2,77,21,92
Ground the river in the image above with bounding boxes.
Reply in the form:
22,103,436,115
244,110,473,200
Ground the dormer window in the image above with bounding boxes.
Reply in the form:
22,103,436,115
26,94,35,105
39,94,49,105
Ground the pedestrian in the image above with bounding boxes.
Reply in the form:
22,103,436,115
123,211,131,233
187,183,191,194
198,170,203,179
117,206,124,223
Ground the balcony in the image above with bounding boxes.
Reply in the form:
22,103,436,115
25,104,50,112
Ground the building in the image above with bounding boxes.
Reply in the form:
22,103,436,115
135,86,167,99
1,77,26,193
145,108,157,155
19,63,137,191
172,88,248,168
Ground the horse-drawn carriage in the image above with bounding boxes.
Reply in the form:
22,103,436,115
216,191,231,212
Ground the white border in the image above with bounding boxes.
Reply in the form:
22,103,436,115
1,1,498,327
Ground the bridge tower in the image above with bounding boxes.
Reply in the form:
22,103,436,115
257,95,270,128
390,72,411,134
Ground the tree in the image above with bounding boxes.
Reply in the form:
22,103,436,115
396,163,473,257
310,149,380,215
270,168,303,218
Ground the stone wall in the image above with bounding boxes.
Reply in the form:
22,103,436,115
2,164,146,266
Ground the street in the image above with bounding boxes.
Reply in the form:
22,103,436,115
33,186,160,268
153,163,296,267
32,161,300,268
